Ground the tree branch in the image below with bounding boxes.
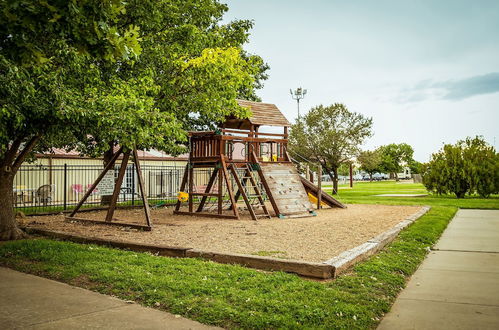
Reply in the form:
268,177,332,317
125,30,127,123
1,138,23,167
12,134,42,172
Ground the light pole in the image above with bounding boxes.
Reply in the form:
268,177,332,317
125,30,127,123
290,87,307,118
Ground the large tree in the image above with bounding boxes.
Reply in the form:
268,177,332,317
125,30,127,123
0,0,266,240
0,0,146,240
289,103,373,193
358,149,382,181
378,143,414,181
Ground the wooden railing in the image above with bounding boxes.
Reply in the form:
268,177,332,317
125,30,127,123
189,131,289,163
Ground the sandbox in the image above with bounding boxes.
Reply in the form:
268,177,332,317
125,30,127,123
20,204,422,264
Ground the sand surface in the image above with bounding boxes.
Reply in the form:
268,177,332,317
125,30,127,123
21,204,422,262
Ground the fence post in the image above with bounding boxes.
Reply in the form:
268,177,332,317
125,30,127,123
131,163,135,206
63,163,67,210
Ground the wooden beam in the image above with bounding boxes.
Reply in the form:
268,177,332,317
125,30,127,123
230,165,256,220
188,164,194,213
251,151,281,217
220,156,239,219
105,151,130,222
317,164,322,210
174,164,189,212
245,165,270,216
65,216,151,231
69,147,123,217
196,168,218,212
132,149,152,227
192,192,219,197
173,211,238,220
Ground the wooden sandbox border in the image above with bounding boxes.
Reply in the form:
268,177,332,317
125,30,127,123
323,206,431,276
22,206,430,279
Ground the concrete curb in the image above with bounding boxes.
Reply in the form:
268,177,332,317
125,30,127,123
323,206,431,276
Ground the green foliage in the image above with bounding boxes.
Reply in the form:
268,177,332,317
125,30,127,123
289,103,373,188
357,149,382,179
378,143,414,179
408,159,423,174
0,0,269,238
1,0,268,159
422,136,499,198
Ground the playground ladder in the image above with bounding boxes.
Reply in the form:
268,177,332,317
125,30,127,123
230,164,271,220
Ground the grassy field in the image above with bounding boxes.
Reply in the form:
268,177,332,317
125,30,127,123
1,181,498,329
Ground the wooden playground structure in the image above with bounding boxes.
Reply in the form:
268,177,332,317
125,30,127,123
63,99,345,230
174,100,345,220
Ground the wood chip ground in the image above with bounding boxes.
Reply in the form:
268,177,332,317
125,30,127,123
20,204,422,262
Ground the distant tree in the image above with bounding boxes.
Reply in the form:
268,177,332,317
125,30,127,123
358,149,382,181
379,143,414,181
422,136,498,198
289,103,373,193
408,160,423,174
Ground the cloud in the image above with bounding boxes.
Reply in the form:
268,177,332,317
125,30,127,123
397,72,499,103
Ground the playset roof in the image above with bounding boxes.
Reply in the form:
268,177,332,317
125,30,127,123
223,100,291,129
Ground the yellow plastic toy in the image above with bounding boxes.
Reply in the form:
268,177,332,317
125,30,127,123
177,191,189,202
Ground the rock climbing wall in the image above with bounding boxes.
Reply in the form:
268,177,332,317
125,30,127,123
260,163,314,217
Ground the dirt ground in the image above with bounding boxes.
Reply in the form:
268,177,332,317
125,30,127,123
20,204,422,262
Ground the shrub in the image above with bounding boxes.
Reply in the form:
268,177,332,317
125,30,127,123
422,136,498,198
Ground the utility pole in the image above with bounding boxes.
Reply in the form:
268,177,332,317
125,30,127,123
290,87,307,118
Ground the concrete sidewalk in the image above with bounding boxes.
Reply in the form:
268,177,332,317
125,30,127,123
0,267,219,329
378,209,499,330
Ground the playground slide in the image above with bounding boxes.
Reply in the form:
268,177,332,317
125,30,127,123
300,177,346,209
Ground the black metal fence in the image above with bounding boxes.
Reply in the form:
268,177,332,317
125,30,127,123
13,164,211,214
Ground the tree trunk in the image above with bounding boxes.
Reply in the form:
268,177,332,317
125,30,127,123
332,167,339,195
325,169,337,194
369,173,373,181
0,172,27,240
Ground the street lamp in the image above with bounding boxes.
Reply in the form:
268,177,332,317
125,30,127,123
290,87,307,118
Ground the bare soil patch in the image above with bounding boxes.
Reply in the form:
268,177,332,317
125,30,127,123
20,204,422,262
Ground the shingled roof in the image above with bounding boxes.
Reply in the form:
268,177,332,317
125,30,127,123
223,100,290,129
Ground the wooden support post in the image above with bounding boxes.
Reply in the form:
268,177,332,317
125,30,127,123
349,163,353,188
230,165,256,220
232,168,249,206
69,147,123,217
174,165,189,212
317,164,322,210
245,165,270,216
251,151,281,217
197,168,218,212
220,156,239,219
188,164,194,213
217,168,223,214
132,149,152,227
105,151,130,222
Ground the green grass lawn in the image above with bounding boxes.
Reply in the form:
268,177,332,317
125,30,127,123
1,181,498,329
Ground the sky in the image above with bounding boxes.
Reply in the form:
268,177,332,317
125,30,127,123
223,0,499,162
